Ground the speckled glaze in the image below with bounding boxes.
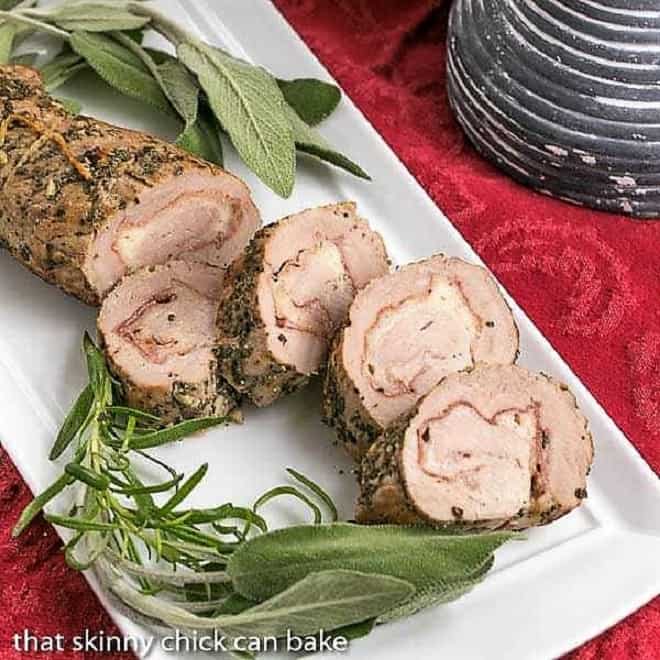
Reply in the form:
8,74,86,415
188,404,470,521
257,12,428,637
447,0,660,218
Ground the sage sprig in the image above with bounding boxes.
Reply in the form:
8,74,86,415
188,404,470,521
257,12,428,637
0,0,368,194
94,522,510,647
226,523,512,621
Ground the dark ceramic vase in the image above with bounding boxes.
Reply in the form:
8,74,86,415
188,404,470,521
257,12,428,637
447,0,660,218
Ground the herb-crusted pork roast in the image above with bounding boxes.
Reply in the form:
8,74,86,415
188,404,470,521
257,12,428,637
0,65,259,305
357,364,593,530
322,255,519,458
98,260,239,423
216,202,389,407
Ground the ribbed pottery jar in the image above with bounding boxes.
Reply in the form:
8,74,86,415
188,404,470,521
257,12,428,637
447,0,660,218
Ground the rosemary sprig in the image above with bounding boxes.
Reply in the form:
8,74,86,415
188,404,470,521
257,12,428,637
12,332,234,569
12,331,340,576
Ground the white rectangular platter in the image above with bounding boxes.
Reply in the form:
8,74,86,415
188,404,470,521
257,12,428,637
1,1,659,659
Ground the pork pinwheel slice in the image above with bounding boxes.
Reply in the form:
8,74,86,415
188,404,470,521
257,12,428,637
216,202,389,406
98,260,238,423
357,364,593,530
322,254,519,458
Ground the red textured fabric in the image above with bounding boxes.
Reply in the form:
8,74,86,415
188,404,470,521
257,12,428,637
1,1,658,658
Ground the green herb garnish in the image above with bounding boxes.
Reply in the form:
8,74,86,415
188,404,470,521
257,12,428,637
13,333,513,653
12,333,231,559
0,0,368,194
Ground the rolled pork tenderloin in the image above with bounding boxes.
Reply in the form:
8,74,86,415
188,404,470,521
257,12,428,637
322,254,519,459
216,202,390,407
0,65,260,305
356,364,593,530
98,260,239,423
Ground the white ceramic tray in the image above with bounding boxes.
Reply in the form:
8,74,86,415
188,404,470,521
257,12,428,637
1,2,659,659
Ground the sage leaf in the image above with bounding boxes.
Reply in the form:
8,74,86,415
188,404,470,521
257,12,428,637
0,20,17,64
277,78,341,126
49,383,94,460
227,522,512,602
109,568,413,640
156,58,198,126
70,31,172,115
40,52,88,91
286,106,370,180
112,32,198,127
178,41,295,197
381,555,495,622
121,43,214,166
0,0,21,10
175,112,223,166
44,3,150,32
220,570,413,639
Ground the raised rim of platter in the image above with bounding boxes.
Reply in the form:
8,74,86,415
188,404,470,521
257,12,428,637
0,2,658,659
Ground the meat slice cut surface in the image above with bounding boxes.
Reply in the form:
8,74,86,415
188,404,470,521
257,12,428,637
0,65,259,305
98,260,238,422
357,364,594,530
322,254,519,458
216,202,389,407
83,171,258,301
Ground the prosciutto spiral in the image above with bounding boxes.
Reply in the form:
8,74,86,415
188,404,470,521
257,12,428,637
357,364,593,529
98,260,238,422
216,202,389,406
322,255,519,458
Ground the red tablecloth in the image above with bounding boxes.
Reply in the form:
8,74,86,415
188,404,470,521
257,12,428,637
1,1,658,658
